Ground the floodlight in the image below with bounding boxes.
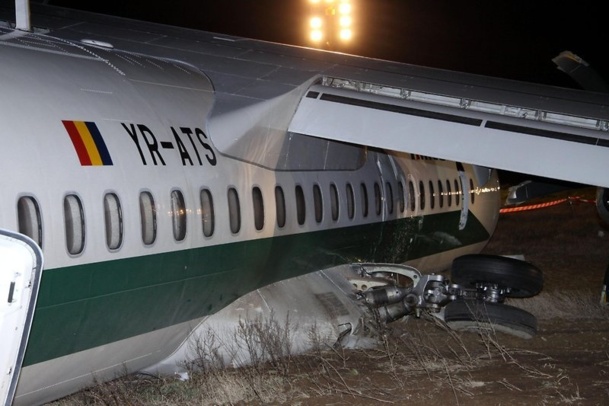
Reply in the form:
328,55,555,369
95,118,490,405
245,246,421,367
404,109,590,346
338,3,351,14
339,16,351,27
339,28,352,41
310,16,323,29
310,29,323,42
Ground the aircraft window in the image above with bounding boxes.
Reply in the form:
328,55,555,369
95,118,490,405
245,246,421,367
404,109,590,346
275,186,286,228
171,190,187,242
470,178,475,204
228,187,241,234
330,183,339,222
385,182,394,214
408,180,416,212
397,181,405,214
454,179,460,207
429,181,435,210
374,182,382,216
104,193,123,250
437,180,444,209
419,181,426,210
252,186,264,231
17,196,43,248
295,185,306,225
346,183,355,220
200,189,214,237
64,194,85,255
140,191,157,245
313,184,323,223
446,180,452,207
438,180,445,209
360,183,369,218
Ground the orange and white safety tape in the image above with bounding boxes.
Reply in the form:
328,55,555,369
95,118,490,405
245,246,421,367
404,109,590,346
500,196,595,214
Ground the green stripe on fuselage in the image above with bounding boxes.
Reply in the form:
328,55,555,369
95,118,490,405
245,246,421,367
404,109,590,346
23,211,489,366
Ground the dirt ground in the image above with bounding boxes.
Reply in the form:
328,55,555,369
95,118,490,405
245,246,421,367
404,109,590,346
287,188,609,406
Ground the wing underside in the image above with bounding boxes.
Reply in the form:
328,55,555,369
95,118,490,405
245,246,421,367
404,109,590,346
289,79,609,188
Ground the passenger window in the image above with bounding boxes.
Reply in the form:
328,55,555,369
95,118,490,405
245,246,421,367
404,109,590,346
313,184,323,223
446,180,452,207
17,196,43,248
295,185,306,225
360,183,369,218
104,193,123,250
437,180,444,209
408,180,416,212
374,182,382,216
252,186,264,231
429,180,435,210
171,190,187,241
454,179,460,207
330,183,339,222
200,189,215,237
397,181,405,214
385,182,394,214
470,178,476,204
64,194,85,255
228,187,241,234
275,186,286,228
419,181,426,210
346,183,355,220
140,191,157,245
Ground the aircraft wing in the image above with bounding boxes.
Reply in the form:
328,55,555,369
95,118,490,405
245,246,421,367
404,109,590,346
3,4,609,187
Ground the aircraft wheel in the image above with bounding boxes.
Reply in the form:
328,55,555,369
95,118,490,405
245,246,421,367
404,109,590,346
451,254,543,298
444,300,537,339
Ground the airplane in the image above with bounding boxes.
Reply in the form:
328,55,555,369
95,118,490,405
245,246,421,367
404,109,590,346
1,1,608,405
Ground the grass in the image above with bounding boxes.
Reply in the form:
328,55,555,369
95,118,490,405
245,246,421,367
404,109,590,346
50,288,608,405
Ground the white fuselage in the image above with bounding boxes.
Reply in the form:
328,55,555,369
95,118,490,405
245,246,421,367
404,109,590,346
0,32,500,405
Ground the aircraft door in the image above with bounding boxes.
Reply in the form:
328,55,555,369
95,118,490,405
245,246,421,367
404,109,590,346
0,229,43,406
375,152,399,221
456,162,469,230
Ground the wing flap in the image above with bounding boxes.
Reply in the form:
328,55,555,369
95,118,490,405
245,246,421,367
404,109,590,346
289,82,609,188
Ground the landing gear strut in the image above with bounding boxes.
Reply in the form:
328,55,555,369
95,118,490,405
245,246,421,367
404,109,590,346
350,254,543,339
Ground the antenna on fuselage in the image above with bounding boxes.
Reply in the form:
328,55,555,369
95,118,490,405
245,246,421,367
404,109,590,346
15,0,31,32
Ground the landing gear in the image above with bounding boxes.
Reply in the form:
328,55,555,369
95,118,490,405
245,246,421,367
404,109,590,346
444,300,537,339
451,254,543,299
446,255,542,338
351,254,543,338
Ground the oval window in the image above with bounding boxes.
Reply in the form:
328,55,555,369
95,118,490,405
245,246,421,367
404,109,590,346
295,185,306,225
228,188,241,234
360,183,369,218
275,186,286,228
64,194,85,255
140,191,157,245
252,186,264,231
313,184,323,223
171,190,187,241
17,196,43,248
346,183,355,220
200,188,215,237
104,193,123,250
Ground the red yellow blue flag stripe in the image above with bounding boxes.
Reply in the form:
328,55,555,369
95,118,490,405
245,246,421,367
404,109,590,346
63,120,113,166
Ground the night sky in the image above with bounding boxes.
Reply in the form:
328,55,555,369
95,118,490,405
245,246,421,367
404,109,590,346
48,0,607,89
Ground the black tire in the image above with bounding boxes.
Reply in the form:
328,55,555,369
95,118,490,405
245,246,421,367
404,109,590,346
451,254,543,298
444,299,537,339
